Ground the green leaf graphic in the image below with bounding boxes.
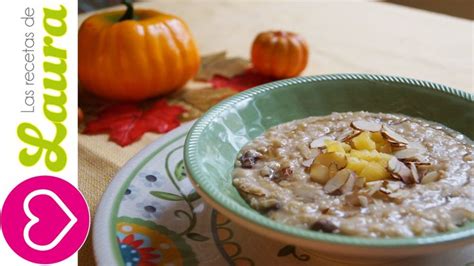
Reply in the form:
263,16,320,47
187,191,201,202
150,191,183,201
186,232,209,241
174,160,187,181
277,245,295,257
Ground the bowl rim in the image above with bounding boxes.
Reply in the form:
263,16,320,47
184,73,474,247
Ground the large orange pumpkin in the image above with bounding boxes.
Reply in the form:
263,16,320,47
251,31,308,78
79,1,200,101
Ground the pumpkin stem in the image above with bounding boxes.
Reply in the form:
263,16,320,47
119,0,134,21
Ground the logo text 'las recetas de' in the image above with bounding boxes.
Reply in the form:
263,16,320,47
17,5,68,172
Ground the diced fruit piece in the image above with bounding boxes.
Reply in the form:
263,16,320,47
355,177,366,188
371,131,393,153
349,149,392,168
359,162,390,181
370,132,385,143
325,140,346,153
328,163,338,178
350,150,376,161
376,153,393,168
351,132,376,151
324,140,352,153
342,143,352,152
346,157,368,175
313,152,347,169
377,142,392,154
310,164,329,184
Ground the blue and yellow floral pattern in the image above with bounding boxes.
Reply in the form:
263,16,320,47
116,217,197,266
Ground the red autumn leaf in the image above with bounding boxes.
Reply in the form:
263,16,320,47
83,100,184,146
210,68,276,91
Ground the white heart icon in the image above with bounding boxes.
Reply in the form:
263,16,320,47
23,189,78,251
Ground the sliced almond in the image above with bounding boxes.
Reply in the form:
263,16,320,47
411,161,432,166
381,125,409,145
340,171,357,194
342,131,362,143
310,136,333,149
388,157,413,184
351,120,382,132
387,157,403,172
390,143,409,149
358,195,369,207
337,128,356,142
364,180,384,196
386,181,403,192
421,171,440,184
388,190,410,202
400,157,426,166
379,187,392,195
302,159,314,168
310,164,330,184
388,140,408,146
400,159,431,166
389,117,408,126
409,162,420,183
394,148,421,160
390,172,401,180
324,169,351,194
407,142,427,153
345,192,370,207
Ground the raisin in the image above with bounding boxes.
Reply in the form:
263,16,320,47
239,150,260,169
280,167,293,177
272,167,293,183
311,219,338,233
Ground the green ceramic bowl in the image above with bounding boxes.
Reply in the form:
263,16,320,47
184,74,474,259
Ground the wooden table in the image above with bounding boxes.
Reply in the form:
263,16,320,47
78,1,473,265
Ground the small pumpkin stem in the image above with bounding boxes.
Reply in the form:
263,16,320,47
119,0,134,21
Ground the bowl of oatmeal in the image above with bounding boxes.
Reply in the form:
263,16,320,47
184,74,474,258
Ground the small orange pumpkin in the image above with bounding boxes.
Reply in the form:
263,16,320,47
251,31,309,78
79,1,200,101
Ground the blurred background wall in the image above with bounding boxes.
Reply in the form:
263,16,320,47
79,0,473,20
385,0,473,20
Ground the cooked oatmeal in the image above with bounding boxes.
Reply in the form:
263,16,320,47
232,112,474,238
